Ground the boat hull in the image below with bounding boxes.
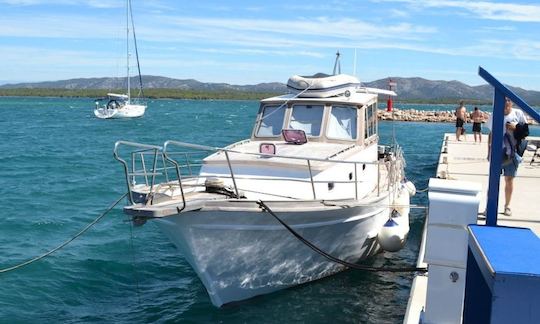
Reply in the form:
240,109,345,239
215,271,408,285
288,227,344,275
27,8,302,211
94,104,146,119
152,197,390,307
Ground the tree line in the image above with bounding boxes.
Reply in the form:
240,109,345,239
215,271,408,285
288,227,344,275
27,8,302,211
0,88,281,100
0,88,502,104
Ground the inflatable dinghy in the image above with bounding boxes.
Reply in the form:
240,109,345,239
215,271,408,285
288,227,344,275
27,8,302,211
287,73,360,98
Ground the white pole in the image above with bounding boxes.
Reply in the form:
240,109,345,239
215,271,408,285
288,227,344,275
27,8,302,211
126,0,130,103
353,48,357,77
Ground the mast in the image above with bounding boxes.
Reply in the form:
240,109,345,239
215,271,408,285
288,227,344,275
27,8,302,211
130,0,144,99
126,0,130,103
353,48,357,77
333,51,341,75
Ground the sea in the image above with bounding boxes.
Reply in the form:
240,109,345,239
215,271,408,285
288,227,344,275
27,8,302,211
1,97,538,323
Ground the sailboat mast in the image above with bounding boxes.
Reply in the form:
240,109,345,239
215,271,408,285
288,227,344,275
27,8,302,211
126,0,130,103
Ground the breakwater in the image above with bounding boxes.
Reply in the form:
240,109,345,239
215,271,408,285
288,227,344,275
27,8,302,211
378,108,538,125
378,109,459,122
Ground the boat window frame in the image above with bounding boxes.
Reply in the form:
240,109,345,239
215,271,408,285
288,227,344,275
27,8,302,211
254,104,288,138
364,102,378,139
287,103,325,138
326,104,358,141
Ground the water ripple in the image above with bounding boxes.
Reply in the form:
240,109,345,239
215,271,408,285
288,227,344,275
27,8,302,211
5,98,536,322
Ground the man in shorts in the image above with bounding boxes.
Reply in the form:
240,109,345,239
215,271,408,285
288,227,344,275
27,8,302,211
472,106,484,143
455,100,467,141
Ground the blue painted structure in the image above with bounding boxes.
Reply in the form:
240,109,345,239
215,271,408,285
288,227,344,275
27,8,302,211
463,225,540,323
478,67,540,226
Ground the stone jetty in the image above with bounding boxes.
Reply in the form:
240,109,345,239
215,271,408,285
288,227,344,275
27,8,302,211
378,108,538,125
378,108,459,123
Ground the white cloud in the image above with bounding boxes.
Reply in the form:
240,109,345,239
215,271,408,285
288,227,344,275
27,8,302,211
437,1,540,22
0,0,41,4
2,0,540,86
463,39,540,61
0,0,123,8
0,15,121,38
192,47,326,58
151,15,436,43
378,0,540,22
480,26,516,32
389,9,410,18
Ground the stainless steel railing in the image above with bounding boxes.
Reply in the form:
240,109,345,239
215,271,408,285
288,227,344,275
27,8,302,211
114,140,406,207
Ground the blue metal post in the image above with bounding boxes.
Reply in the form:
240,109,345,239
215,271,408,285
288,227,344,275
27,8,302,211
485,90,505,226
478,67,540,226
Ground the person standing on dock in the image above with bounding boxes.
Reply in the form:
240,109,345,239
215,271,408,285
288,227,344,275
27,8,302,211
455,100,467,141
486,98,528,216
472,106,484,143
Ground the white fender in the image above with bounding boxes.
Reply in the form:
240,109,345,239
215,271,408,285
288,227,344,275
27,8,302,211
404,180,416,197
377,216,407,252
378,186,411,252
395,186,411,217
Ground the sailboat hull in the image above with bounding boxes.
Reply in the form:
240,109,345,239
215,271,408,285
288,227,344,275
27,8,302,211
94,104,146,119
152,197,390,307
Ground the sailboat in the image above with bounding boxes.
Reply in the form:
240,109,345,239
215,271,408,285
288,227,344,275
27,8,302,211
94,0,146,119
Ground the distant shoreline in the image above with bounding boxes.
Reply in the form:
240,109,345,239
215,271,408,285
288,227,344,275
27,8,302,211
0,88,280,101
0,89,494,105
1,93,538,124
0,88,535,111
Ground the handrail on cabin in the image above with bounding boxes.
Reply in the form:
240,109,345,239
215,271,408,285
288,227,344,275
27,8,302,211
477,67,540,226
163,140,405,202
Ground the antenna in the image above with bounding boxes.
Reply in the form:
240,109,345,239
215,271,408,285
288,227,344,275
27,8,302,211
332,51,341,75
353,48,357,77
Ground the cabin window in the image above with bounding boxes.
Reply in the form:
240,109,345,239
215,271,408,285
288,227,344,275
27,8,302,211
256,105,286,137
327,105,357,140
288,104,324,136
364,103,377,138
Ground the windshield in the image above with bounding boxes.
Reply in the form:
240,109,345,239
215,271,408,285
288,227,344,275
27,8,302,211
327,105,357,140
256,105,286,137
288,104,324,136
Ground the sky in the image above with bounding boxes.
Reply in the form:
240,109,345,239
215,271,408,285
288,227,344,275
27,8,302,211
1,0,540,90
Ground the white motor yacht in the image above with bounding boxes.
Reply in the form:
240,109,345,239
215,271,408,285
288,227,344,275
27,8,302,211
113,61,413,307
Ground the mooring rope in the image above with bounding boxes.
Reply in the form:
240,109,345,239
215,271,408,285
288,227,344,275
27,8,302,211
0,193,128,274
257,200,427,273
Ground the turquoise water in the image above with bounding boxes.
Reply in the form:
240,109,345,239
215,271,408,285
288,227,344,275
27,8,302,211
0,97,537,323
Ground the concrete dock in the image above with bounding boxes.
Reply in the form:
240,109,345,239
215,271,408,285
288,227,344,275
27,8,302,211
404,133,540,323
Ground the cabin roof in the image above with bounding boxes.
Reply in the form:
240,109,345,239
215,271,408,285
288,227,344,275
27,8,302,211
261,92,378,105
107,93,129,100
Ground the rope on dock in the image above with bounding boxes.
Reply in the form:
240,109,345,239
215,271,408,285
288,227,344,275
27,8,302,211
257,200,428,273
0,193,128,274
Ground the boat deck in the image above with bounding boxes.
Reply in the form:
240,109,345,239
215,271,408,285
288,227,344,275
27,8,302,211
204,141,361,170
404,133,540,323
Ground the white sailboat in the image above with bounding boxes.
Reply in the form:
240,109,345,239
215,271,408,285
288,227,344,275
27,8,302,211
94,0,146,119
113,54,415,307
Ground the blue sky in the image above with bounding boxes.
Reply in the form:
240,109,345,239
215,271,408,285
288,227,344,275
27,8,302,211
1,0,540,90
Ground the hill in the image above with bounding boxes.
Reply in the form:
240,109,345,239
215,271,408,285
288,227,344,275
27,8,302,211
1,75,540,104
363,77,540,104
